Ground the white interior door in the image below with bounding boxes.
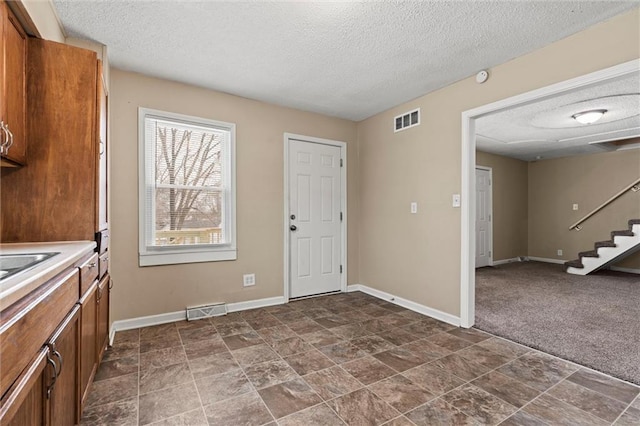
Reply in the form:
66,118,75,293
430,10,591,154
289,139,342,298
476,167,492,268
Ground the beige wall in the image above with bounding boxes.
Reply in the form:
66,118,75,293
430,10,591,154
357,8,640,317
476,151,528,261
528,149,640,268
110,70,359,322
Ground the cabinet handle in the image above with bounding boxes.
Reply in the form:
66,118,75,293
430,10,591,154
52,348,63,376
46,354,58,399
109,279,113,290
88,262,97,269
5,124,14,152
0,121,8,155
99,140,105,156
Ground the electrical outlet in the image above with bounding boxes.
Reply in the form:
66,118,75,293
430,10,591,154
573,204,578,211
410,202,418,214
557,249,563,256
452,194,461,208
243,273,256,287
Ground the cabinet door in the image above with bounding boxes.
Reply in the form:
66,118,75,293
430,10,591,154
1,38,97,243
48,305,80,426
79,281,98,409
0,2,4,124
0,347,48,426
97,60,108,232
1,2,27,165
96,274,110,361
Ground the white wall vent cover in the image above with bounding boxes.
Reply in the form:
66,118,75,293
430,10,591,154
394,108,420,132
186,302,227,321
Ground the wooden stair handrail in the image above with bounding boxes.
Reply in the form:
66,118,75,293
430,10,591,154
569,177,640,230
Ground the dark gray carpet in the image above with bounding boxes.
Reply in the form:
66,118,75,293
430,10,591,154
475,261,640,385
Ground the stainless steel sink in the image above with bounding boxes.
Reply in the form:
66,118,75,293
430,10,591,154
0,252,60,281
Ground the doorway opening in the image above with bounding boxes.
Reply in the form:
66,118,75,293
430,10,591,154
460,59,639,328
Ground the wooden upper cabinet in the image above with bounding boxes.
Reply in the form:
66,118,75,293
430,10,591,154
0,1,27,166
1,38,99,242
97,60,108,232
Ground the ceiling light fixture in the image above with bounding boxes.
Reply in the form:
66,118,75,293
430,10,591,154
572,109,607,125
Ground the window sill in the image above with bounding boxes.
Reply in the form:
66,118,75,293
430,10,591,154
139,248,237,266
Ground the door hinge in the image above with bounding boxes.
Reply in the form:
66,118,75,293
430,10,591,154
340,212,343,221
340,265,343,274
340,158,343,167
489,251,492,257
488,214,491,221
488,179,492,185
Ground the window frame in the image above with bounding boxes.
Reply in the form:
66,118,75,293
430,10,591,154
138,107,237,266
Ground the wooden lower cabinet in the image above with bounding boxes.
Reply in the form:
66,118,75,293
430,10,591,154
96,274,110,361
0,305,80,426
79,281,98,408
47,305,80,426
0,348,48,425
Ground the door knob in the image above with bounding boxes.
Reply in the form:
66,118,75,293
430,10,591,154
290,225,297,231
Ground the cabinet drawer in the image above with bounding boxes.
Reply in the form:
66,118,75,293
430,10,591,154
0,269,79,398
98,251,109,280
79,253,99,296
96,229,109,254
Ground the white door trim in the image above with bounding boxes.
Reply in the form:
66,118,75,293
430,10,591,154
460,59,640,328
475,166,493,267
283,133,348,302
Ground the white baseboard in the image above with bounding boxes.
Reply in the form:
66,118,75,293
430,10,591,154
227,296,286,313
109,327,116,346
609,266,640,274
111,296,287,333
112,310,186,332
528,256,566,265
491,257,519,266
347,284,460,327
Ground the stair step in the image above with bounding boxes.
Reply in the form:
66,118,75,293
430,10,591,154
612,230,634,238
579,250,599,258
594,240,616,249
565,259,584,268
629,219,640,227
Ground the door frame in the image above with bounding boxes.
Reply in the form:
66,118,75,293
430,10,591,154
475,166,493,268
283,133,348,302
460,59,639,328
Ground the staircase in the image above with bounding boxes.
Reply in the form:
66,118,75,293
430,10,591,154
566,219,640,275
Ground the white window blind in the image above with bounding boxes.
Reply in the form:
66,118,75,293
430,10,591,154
139,108,236,266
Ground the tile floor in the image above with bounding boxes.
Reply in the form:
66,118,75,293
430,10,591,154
80,291,640,425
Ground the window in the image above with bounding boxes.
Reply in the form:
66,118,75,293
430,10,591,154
138,108,236,266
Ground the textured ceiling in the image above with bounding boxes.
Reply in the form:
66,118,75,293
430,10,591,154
52,1,637,121
476,71,640,161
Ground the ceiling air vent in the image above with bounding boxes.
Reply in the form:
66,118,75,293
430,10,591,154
394,108,420,132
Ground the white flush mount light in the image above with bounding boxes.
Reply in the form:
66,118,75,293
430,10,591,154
572,109,607,125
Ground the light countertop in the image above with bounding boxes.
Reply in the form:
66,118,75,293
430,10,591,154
0,241,96,311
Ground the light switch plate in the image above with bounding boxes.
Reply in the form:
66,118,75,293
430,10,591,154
452,194,461,208
573,204,578,211
410,202,418,214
